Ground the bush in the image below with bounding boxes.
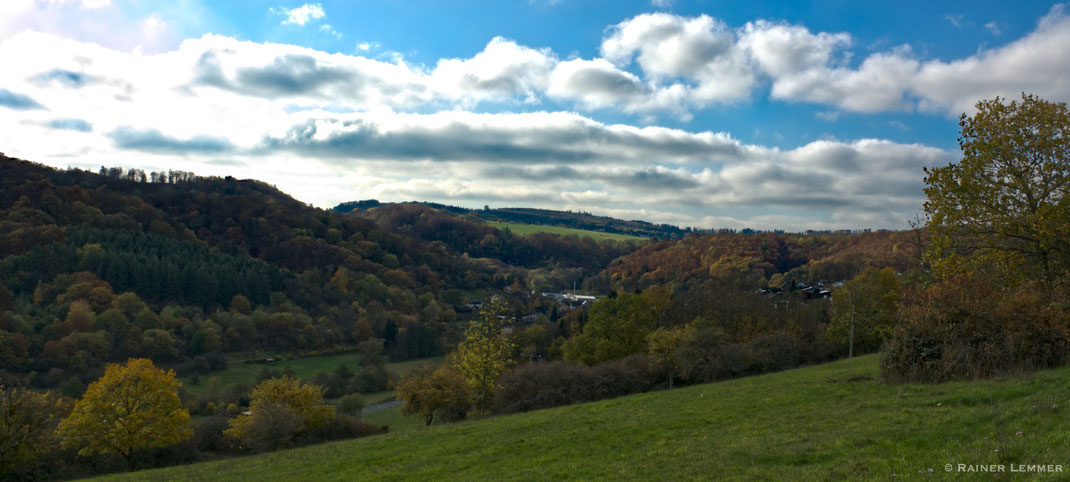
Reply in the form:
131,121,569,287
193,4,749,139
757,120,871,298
302,414,382,443
491,355,654,415
190,416,233,453
336,394,365,416
881,275,1070,383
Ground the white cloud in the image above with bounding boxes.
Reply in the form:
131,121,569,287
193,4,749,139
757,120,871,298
602,13,755,105
272,3,326,26
9,6,1070,229
0,28,951,229
984,21,1002,36
431,37,556,103
914,4,1070,115
319,24,342,39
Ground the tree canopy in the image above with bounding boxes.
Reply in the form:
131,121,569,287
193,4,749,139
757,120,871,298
454,299,515,413
924,93,1070,286
57,358,190,460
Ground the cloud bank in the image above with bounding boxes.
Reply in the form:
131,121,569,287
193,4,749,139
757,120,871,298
3,5,1068,230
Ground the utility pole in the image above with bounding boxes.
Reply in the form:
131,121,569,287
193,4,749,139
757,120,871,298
848,298,855,359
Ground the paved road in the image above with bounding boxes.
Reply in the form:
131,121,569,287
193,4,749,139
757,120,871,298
362,399,402,414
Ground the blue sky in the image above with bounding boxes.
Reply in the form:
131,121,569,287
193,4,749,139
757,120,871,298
1,0,1067,230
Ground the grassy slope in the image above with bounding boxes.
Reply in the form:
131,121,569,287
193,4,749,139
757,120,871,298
106,355,1070,481
488,221,644,242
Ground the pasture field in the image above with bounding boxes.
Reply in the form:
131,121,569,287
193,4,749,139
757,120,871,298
105,354,1070,480
487,221,644,242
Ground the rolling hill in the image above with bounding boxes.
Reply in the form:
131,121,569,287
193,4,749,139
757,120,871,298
102,355,1070,480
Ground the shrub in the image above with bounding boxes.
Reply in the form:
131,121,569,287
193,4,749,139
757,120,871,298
336,393,365,416
881,275,1070,383
302,414,382,443
491,355,654,415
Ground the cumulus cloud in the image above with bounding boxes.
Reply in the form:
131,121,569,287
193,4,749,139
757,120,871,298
547,58,649,108
256,111,755,164
602,13,754,105
913,4,1070,115
431,37,555,103
189,35,431,107
8,6,1069,229
244,110,947,229
109,126,234,154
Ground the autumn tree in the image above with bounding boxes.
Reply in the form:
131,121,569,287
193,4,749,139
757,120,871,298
224,376,335,451
396,364,471,425
1,386,71,478
828,267,898,357
454,298,515,413
647,326,686,389
58,358,191,461
924,93,1070,287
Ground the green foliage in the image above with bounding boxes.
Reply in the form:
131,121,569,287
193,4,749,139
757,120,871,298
889,94,1070,382
646,326,686,388
0,386,71,477
924,93,1070,285
454,299,515,413
881,274,1070,382
396,364,471,425
58,358,191,460
336,394,366,416
562,287,669,365
827,267,898,357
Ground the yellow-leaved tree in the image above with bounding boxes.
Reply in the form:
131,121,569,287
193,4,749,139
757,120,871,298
58,358,190,461
396,364,471,426
923,93,1070,288
454,298,515,414
224,376,335,451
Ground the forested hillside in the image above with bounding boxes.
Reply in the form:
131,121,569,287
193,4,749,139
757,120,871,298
0,155,492,386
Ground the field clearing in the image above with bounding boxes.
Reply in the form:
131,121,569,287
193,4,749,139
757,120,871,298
178,354,444,396
106,355,1070,480
487,221,644,242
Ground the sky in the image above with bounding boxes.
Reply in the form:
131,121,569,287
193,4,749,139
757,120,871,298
1,0,1068,231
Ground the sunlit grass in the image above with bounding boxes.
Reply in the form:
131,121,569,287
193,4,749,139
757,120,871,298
487,221,643,242
105,355,1070,480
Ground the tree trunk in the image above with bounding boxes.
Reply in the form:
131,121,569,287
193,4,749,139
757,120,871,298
425,412,433,426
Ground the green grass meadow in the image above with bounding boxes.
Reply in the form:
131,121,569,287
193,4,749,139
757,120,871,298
105,354,1070,480
487,221,644,242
